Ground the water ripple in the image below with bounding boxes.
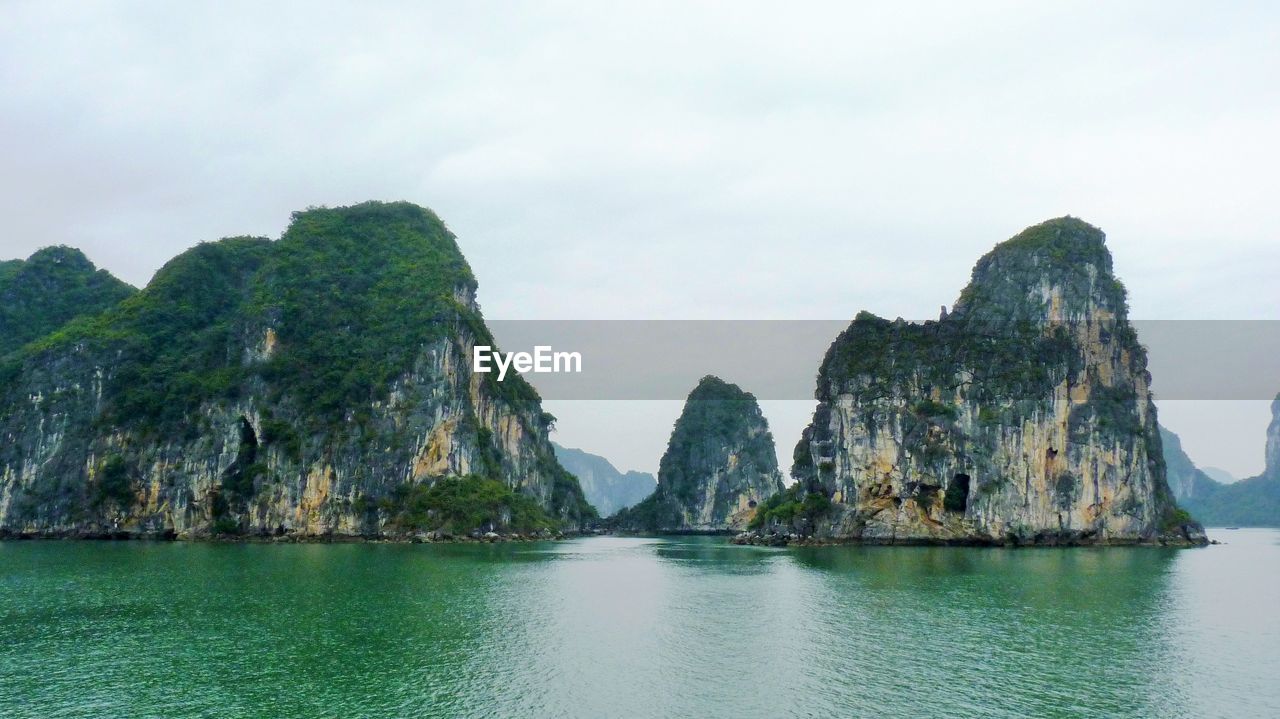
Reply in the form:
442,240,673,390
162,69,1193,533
0,531,1274,718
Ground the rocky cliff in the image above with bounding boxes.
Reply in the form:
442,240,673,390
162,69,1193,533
0,246,136,356
0,201,593,539
614,376,783,532
1181,393,1280,527
1159,425,1220,502
553,443,655,517
1268,394,1280,480
757,217,1203,546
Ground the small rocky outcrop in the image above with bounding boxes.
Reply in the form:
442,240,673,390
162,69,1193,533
749,217,1205,546
613,376,784,532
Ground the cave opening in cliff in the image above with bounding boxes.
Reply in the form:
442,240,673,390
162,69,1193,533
944,473,971,512
221,417,261,503
238,416,258,452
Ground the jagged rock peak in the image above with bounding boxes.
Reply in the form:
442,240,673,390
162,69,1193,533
687,374,755,401
952,216,1127,323
613,375,784,532
766,218,1205,547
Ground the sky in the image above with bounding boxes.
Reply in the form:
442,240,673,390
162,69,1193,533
2,1,1277,476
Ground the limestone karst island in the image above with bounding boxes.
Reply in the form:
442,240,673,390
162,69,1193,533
5,5,1280,714
0,207,1224,546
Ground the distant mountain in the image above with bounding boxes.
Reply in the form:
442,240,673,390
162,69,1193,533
552,444,655,517
1183,476,1280,528
0,246,135,356
1178,395,1280,527
1159,426,1221,502
1201,467,1236,485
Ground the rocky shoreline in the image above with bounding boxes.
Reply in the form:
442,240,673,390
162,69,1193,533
0,526,1216,549
731,526,1212,548
0,527,577,544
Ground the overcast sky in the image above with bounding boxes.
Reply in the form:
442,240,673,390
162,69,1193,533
2,1,1277,476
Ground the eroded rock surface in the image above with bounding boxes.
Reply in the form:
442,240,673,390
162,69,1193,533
765,217,1204,546
614,376,783,532
0,202,592,539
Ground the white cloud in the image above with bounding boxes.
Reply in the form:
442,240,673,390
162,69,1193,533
2,0,1277,473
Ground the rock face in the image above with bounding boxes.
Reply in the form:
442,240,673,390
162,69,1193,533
1181,393,1280,527
552,443,656,517
614,376,783,532
0,246,136,356
775,217,1203,545
1267,394,1280,480
0,202,593,538
1159,425,1220,502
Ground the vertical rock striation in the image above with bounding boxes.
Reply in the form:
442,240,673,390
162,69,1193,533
768,217,1204,545
614,376,784,532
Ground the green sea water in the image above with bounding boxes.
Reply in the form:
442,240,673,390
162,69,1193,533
0,529,1275,718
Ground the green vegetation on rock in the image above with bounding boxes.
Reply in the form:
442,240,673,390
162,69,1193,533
0,246,135,357
379,475,557,534
783,216,1201,545
4,203,549,440
659,376,778,505
614,375,782,532
0,201,594,538
91,455,133,509
248,203,476,422
12,202,489,432
21,236,275,430
747,483,831,530
809,218,1141,432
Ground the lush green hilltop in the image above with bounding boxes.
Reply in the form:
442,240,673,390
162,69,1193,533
0,201,592,538
16,202,512,431
0,246,135,357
